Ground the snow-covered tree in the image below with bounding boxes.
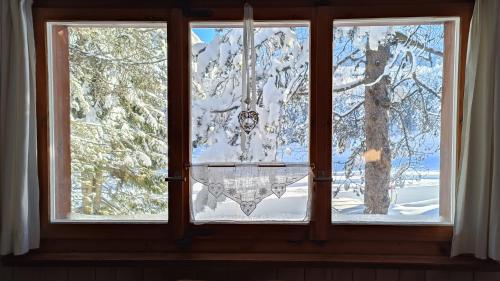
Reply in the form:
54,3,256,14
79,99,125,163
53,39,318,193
69,26,168,216
191,27,310,163
333,24,444,214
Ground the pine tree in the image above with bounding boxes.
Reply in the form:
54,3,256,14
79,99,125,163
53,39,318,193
69,26,168,217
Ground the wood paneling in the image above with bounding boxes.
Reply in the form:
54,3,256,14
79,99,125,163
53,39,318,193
278,267,305,281
2,263,500,281
332,268,353,281
43,267,68,281
474,272,500,281
399,270,426,281
13,267,43,281
0,263,14,281
305,268,331,281
68,267,95,281
95,267,117,281
426,270,450,281
449,271,475,281
143,267,167,281
250,267,277,281
116,267,144,281
353,268,375,281
376,269,399,281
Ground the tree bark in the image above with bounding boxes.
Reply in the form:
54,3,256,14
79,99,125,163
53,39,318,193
92,171,103,214
82,177,92,215
82,170,103,215
364,44,392,214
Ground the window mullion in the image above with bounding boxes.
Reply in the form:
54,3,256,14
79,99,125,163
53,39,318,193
309,6,333,241
168,8,190,239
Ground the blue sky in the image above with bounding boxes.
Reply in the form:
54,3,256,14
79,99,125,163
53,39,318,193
193,28,215,42
193,27,310,43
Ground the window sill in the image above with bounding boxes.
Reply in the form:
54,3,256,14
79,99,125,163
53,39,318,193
3,252,499,271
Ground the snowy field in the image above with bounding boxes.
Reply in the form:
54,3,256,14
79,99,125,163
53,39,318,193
67,212,168,222
190,170,445,224
332,171,443,224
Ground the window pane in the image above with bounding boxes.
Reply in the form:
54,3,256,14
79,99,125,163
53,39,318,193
49,23,168,221
331,20,456,223
190,23,310,222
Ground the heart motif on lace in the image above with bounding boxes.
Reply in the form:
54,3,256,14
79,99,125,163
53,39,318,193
271,183,287,198
238,110,259,134
240,201,257,215
208,183,224,198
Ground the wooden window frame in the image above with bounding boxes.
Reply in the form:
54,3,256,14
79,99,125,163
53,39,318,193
183,7,323,242
36,8,176,242
30,0,474,262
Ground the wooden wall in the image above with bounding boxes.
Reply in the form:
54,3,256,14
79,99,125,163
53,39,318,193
2,263,500,281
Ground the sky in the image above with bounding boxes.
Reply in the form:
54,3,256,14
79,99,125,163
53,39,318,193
193,28,215,42
193,27,310,43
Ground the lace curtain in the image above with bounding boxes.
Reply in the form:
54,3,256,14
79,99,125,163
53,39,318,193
190,164,310,215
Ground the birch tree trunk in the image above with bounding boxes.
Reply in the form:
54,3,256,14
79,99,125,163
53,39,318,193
364,44,392,214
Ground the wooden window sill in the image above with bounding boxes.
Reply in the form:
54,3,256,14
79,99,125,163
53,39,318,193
2,252,499,271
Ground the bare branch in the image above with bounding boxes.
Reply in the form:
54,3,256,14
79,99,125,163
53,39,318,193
394,31,443,57
334,49,361,72
333,79,366,93
210,105,239,114
334,101,365,118
412,72,441,99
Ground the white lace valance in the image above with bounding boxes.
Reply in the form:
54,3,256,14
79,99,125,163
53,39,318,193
190,163,310,215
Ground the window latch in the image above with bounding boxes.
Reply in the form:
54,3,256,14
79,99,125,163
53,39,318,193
165,176,186,182
313,176,333,182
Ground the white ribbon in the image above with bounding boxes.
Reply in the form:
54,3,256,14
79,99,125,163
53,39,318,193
242,3,256,110
240,3,257,153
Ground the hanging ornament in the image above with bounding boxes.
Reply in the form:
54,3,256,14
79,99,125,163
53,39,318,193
238,110,259,134
239,2,259,135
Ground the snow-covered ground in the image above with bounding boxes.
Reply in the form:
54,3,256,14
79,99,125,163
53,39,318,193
191,171,446,224
64,171,443,224
66,212,168,222
332,170,445,224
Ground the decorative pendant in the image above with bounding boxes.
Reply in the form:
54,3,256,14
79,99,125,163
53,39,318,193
208,183,225,199
271,183,287,198
238,110,259,134
240,200,257,215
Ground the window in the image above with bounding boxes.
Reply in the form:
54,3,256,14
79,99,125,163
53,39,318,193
331,18,459,224
189,22,311,223
47,22,169,222
36,2,471,261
